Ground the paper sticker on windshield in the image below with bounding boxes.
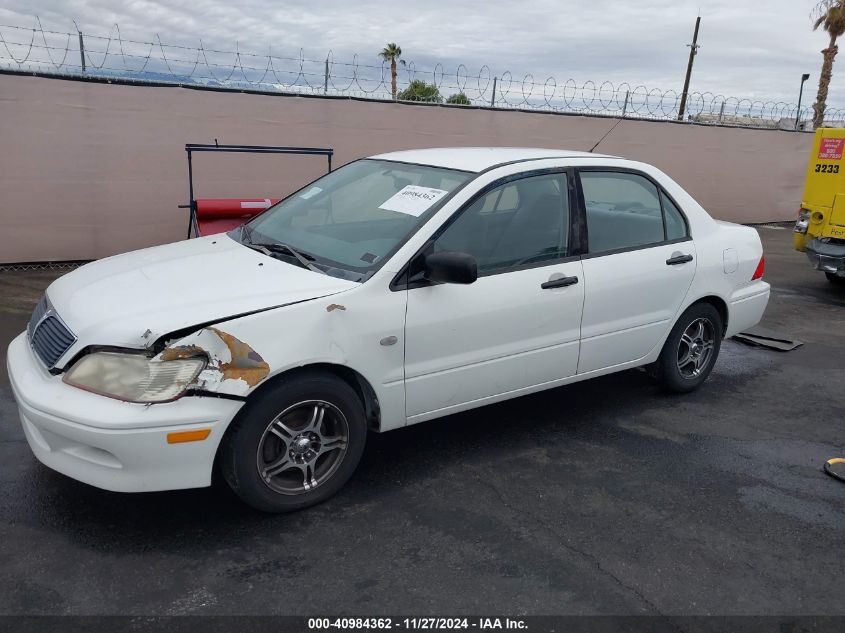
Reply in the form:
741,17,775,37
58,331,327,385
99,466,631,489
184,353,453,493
379,186,449,217
300,186,322,200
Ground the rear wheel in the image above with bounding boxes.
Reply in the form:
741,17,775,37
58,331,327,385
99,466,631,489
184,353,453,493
220,372,367,513
654,303,722,393
825,272,845,286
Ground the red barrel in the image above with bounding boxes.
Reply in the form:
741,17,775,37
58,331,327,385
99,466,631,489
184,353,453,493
195,198,280,219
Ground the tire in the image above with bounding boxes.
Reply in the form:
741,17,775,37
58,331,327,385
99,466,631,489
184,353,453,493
654,303,723,394
825,272,845,286
220,372,367,513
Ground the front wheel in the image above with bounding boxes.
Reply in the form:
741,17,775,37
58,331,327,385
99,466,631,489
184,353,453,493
220,372,367,513
653,303,723,393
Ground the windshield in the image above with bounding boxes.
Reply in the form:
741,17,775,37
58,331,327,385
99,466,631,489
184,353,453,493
239,159,472,280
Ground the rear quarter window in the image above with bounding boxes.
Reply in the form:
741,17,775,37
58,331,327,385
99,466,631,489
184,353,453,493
661,191,689,240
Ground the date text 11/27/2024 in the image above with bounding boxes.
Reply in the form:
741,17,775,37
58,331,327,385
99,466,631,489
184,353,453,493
307,617,528,630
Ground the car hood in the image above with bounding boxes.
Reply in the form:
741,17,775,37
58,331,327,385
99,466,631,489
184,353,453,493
46,234,358,354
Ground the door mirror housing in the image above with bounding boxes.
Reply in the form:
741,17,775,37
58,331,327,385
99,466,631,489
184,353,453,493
423,251,478,285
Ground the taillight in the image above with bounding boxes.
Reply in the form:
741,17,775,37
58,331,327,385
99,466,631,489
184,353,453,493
751,255,765,280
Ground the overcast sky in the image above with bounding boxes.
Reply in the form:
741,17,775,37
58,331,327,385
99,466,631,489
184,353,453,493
1,0,841,107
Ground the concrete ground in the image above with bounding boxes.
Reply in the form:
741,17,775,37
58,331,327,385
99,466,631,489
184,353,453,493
0,227,843,616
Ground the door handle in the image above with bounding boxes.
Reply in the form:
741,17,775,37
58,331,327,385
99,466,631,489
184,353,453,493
666,254,693,265
541,275,579,289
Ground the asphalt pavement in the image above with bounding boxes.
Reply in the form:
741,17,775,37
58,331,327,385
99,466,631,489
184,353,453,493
0,227,843,616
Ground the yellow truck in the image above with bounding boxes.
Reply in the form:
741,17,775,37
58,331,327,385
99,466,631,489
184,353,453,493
794,128,845,285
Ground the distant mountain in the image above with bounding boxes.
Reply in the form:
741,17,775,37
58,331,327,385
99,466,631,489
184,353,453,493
93,68,225,87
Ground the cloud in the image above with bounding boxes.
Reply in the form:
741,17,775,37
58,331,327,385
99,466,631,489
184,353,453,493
0,0,839,107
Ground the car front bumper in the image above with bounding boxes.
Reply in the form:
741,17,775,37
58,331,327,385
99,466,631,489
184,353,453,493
6,332,244,492
804,238,845,276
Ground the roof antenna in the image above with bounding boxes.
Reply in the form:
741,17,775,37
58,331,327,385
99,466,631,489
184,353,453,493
214,138,219,147
588,117,623,153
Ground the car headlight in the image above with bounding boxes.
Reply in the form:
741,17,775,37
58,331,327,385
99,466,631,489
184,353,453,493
63,351,206,403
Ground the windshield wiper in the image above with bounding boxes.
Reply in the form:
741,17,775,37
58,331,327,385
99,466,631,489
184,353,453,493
239,224,324,272
246,241,324,274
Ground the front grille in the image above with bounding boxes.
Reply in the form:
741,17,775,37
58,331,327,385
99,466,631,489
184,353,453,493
27,295,48,337
27,295,76,368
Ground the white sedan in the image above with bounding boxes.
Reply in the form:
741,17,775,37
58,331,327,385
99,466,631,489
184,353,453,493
7,148,769,512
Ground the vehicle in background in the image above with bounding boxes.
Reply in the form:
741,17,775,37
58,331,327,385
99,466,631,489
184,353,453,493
8,148,770,512
794,128,845,285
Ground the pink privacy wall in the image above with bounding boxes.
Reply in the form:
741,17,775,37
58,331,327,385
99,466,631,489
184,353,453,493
0,73,812,263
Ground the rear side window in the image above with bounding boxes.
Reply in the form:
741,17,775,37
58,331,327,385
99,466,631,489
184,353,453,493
580,171,690,254
581,172,664,253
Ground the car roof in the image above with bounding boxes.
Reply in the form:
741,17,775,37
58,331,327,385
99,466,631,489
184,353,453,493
369,147,618,173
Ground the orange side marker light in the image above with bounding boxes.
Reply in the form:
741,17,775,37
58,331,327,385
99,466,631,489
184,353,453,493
167,429,211,444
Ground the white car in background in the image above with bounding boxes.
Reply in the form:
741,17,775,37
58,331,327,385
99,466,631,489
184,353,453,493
7,148,770,512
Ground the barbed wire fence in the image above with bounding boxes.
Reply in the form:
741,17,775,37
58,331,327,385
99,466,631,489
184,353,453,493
0,19,839,129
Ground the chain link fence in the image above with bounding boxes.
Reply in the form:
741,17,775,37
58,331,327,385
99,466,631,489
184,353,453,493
0,261,87,273
0,20,836,129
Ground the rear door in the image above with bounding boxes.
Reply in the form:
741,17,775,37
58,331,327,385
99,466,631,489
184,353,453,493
576,169,696,374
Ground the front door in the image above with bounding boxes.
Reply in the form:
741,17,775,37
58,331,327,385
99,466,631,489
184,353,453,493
403,171,585,422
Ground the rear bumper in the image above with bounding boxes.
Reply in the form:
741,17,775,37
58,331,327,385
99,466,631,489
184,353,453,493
725,282,770,338
6,332,243,492
805,238,845,276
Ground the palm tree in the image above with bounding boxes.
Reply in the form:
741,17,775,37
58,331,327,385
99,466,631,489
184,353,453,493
812,0,845,128
379,43,405,99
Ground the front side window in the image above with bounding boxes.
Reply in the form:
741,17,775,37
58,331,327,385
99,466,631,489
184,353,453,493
434,173,569,274
243,159,471,279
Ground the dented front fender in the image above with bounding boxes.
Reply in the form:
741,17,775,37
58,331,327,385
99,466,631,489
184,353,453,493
160,327,270,396
155,289,407,432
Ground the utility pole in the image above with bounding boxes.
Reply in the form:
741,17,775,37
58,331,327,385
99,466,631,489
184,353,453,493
795,73,810,130
78,30,86,73
677,16,701,121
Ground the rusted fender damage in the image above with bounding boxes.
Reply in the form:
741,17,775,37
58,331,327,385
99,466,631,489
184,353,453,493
158,327,270,396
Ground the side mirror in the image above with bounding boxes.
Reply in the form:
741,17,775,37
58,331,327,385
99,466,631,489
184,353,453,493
423,251,478,285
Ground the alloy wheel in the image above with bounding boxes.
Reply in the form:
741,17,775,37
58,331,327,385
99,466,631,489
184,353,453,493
256,400,349,495
676,317,715,379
